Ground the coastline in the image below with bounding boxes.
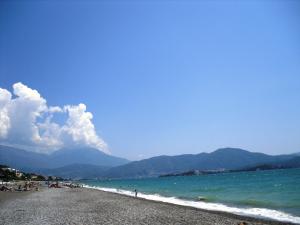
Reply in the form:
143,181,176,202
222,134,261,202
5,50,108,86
83,185,300,225
0,187,297,225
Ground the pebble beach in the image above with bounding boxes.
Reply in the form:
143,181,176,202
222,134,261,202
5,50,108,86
0,187,295,225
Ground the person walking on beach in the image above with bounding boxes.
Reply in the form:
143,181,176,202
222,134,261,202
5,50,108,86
134,189,138,197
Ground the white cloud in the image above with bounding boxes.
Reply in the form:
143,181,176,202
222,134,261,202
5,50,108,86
0,88,11,138
0,82,108,154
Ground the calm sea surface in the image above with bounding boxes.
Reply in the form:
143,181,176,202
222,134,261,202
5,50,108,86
82,168,300,222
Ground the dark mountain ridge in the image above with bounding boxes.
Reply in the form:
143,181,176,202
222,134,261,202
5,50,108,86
26,164,109,180
103,148,295,178
1,145,298,179
0,145,49,169
0,145,129,170
49,147,129,168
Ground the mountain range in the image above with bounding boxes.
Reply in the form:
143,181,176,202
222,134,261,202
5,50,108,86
0,145,299,179
0,145,129,169
102,148,296,178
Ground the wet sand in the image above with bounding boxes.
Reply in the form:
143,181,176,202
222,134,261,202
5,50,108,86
0,188,294,225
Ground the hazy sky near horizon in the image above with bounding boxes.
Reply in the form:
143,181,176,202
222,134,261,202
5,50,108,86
0,0,300,160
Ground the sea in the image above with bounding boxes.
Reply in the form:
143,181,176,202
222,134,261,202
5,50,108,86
81,168,300,224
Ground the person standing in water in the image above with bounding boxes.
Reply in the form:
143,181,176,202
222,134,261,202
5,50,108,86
134,189,138,197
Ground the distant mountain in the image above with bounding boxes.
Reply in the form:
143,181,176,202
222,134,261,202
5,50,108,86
161,156,300,177
0,145,49,169
48,147,129,168
236,156,300,172
1,145,299,179
103,148,295,178
0,145,129,171
282,156,300,167
28,164,110,180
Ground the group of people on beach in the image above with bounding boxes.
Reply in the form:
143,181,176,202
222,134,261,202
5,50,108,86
0,181,40,192
46,180,83,189
0,180,83,192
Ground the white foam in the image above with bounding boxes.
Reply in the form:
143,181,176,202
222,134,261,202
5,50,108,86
82,184,300,224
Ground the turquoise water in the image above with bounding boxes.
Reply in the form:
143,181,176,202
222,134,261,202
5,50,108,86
82,168,300,222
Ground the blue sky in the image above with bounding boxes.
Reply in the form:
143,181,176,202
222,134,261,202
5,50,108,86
0,0,300,160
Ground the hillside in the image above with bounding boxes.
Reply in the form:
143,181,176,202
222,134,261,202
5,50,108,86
103,148,295,178
0,145,129,171
1,145,298,179
28,164,110,180
48,147,129,168
0,145,49,169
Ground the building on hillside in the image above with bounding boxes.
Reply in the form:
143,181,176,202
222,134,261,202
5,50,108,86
2,167,16,172
15,171,23,178
31,175,38,180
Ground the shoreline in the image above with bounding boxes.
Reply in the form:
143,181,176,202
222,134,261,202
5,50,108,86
82,185,299,225
1,187,298,225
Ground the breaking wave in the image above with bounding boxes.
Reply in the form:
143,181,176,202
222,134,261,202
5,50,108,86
82,184,300,224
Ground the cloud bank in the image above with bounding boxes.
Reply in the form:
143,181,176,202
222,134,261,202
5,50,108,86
0,82,108,153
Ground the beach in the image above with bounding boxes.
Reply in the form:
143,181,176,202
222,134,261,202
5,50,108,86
0,187,294,225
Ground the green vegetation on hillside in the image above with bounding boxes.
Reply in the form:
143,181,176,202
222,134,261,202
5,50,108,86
0,165,46,182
